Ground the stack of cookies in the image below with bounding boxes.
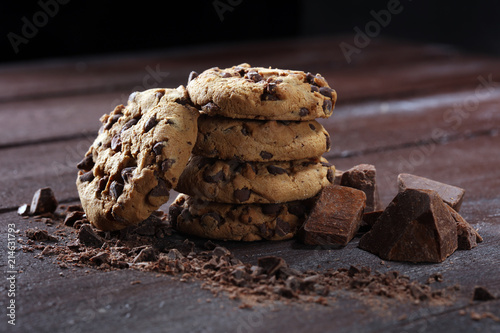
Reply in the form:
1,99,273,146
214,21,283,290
170,63,337,241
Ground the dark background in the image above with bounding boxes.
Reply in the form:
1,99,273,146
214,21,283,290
1,0,499,63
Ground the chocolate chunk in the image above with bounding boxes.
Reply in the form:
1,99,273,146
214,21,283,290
310,85,319,93
261,203,282,215
258,256,287,276
234,66,247,76
64,211,85,227
133,246,157,263
261,92,280,101
322,99,332,114
90,252,110,266
305,72,317,85
359,189,458,263
267,165,287,175
309,123,316,131
341,164,382,213
319,87,334,98
149,178,170,198
188,71,198,84
326,168,334,183
203,170,225,183
398,173,465,212
111,134,122,152
174,97,190,105
202,102,220,113
168,204,182,229
333,169,343,185
473,286,496,301
121,167,136,184
260,151,273,160
79,171,94,183
77,154,94,171
234,188,251,202
25,229,58,242
17,204,30,216
30,187,58,215
299,108,310,117
245,71,263,82
359,210,384,233
78,224,105,247
98,176,109,192
104,113,122,130
161,159,175,172
287,203,306,217
155,90,164,99
144,116,157,132
275,218,291,237
110,181,124,199
299,185,366,246
445,205,482,250
221,72,232,78
153,142,164,155
121,119,138,132
325,135,331,151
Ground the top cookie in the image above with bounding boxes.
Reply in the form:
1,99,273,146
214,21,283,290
76,86,199,231
187,63,337,120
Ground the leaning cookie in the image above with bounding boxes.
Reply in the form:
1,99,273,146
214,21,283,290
76,87,199,231
187,63,336,120
194,115,331,161
175,156,335,204
169,194,313,241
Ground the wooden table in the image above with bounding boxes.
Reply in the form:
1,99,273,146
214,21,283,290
1,35,499,332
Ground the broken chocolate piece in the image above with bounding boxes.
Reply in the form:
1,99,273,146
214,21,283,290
25,229,58,242
17,204,30,216
445,205,482,250
333,169,343,185
133,246,157,263
341,164,382,213
30,187,58,215
258,256,287,276
473,286,496,301
64,211,85,227
398,173,465,212
76,154,94,171
299,185,366,246
359,210,384,233
234,188,251,202
359,189,458,263
78,225,105,248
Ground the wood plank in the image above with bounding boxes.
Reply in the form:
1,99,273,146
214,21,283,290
1,36,497,105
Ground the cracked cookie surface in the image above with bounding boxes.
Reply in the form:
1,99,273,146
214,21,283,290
187,63,337,120
76,86,199,231
175,156,335,204
169,194,313,241
194,115,331,161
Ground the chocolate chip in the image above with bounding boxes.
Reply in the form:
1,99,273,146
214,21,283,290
326,135,331,151
155,90,164,99
202,102,220,113
234,66,247,76
260,151,273,160
161,159,175,172
153,142,164,155
79,171,94,183
111,134,122,152
121,167,136,184
221,72,232,78
322,99,332,114
144,116,157,133
149,178,170,197
261,204,282,215
203,170,225,183
122,119,138,132
327,169,334,183
77,154,94,171
319,87,334,98
299,108,310,117
311,85,319,93
305,72,317,85
110,181,124,199
241,125,250,136
245,71,263,82
275,218,291,237
98,176,109,192
267,165,287,175
104,114,122,130
309,124,316,131
188,71,198,84
261,92,280,101
234,188,251,202
174,97,189,105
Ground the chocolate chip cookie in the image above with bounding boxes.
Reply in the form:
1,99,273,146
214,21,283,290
193,115,331,161
187,63,336,120
175,156,335,204
169,194,313,241
76,86,199,231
